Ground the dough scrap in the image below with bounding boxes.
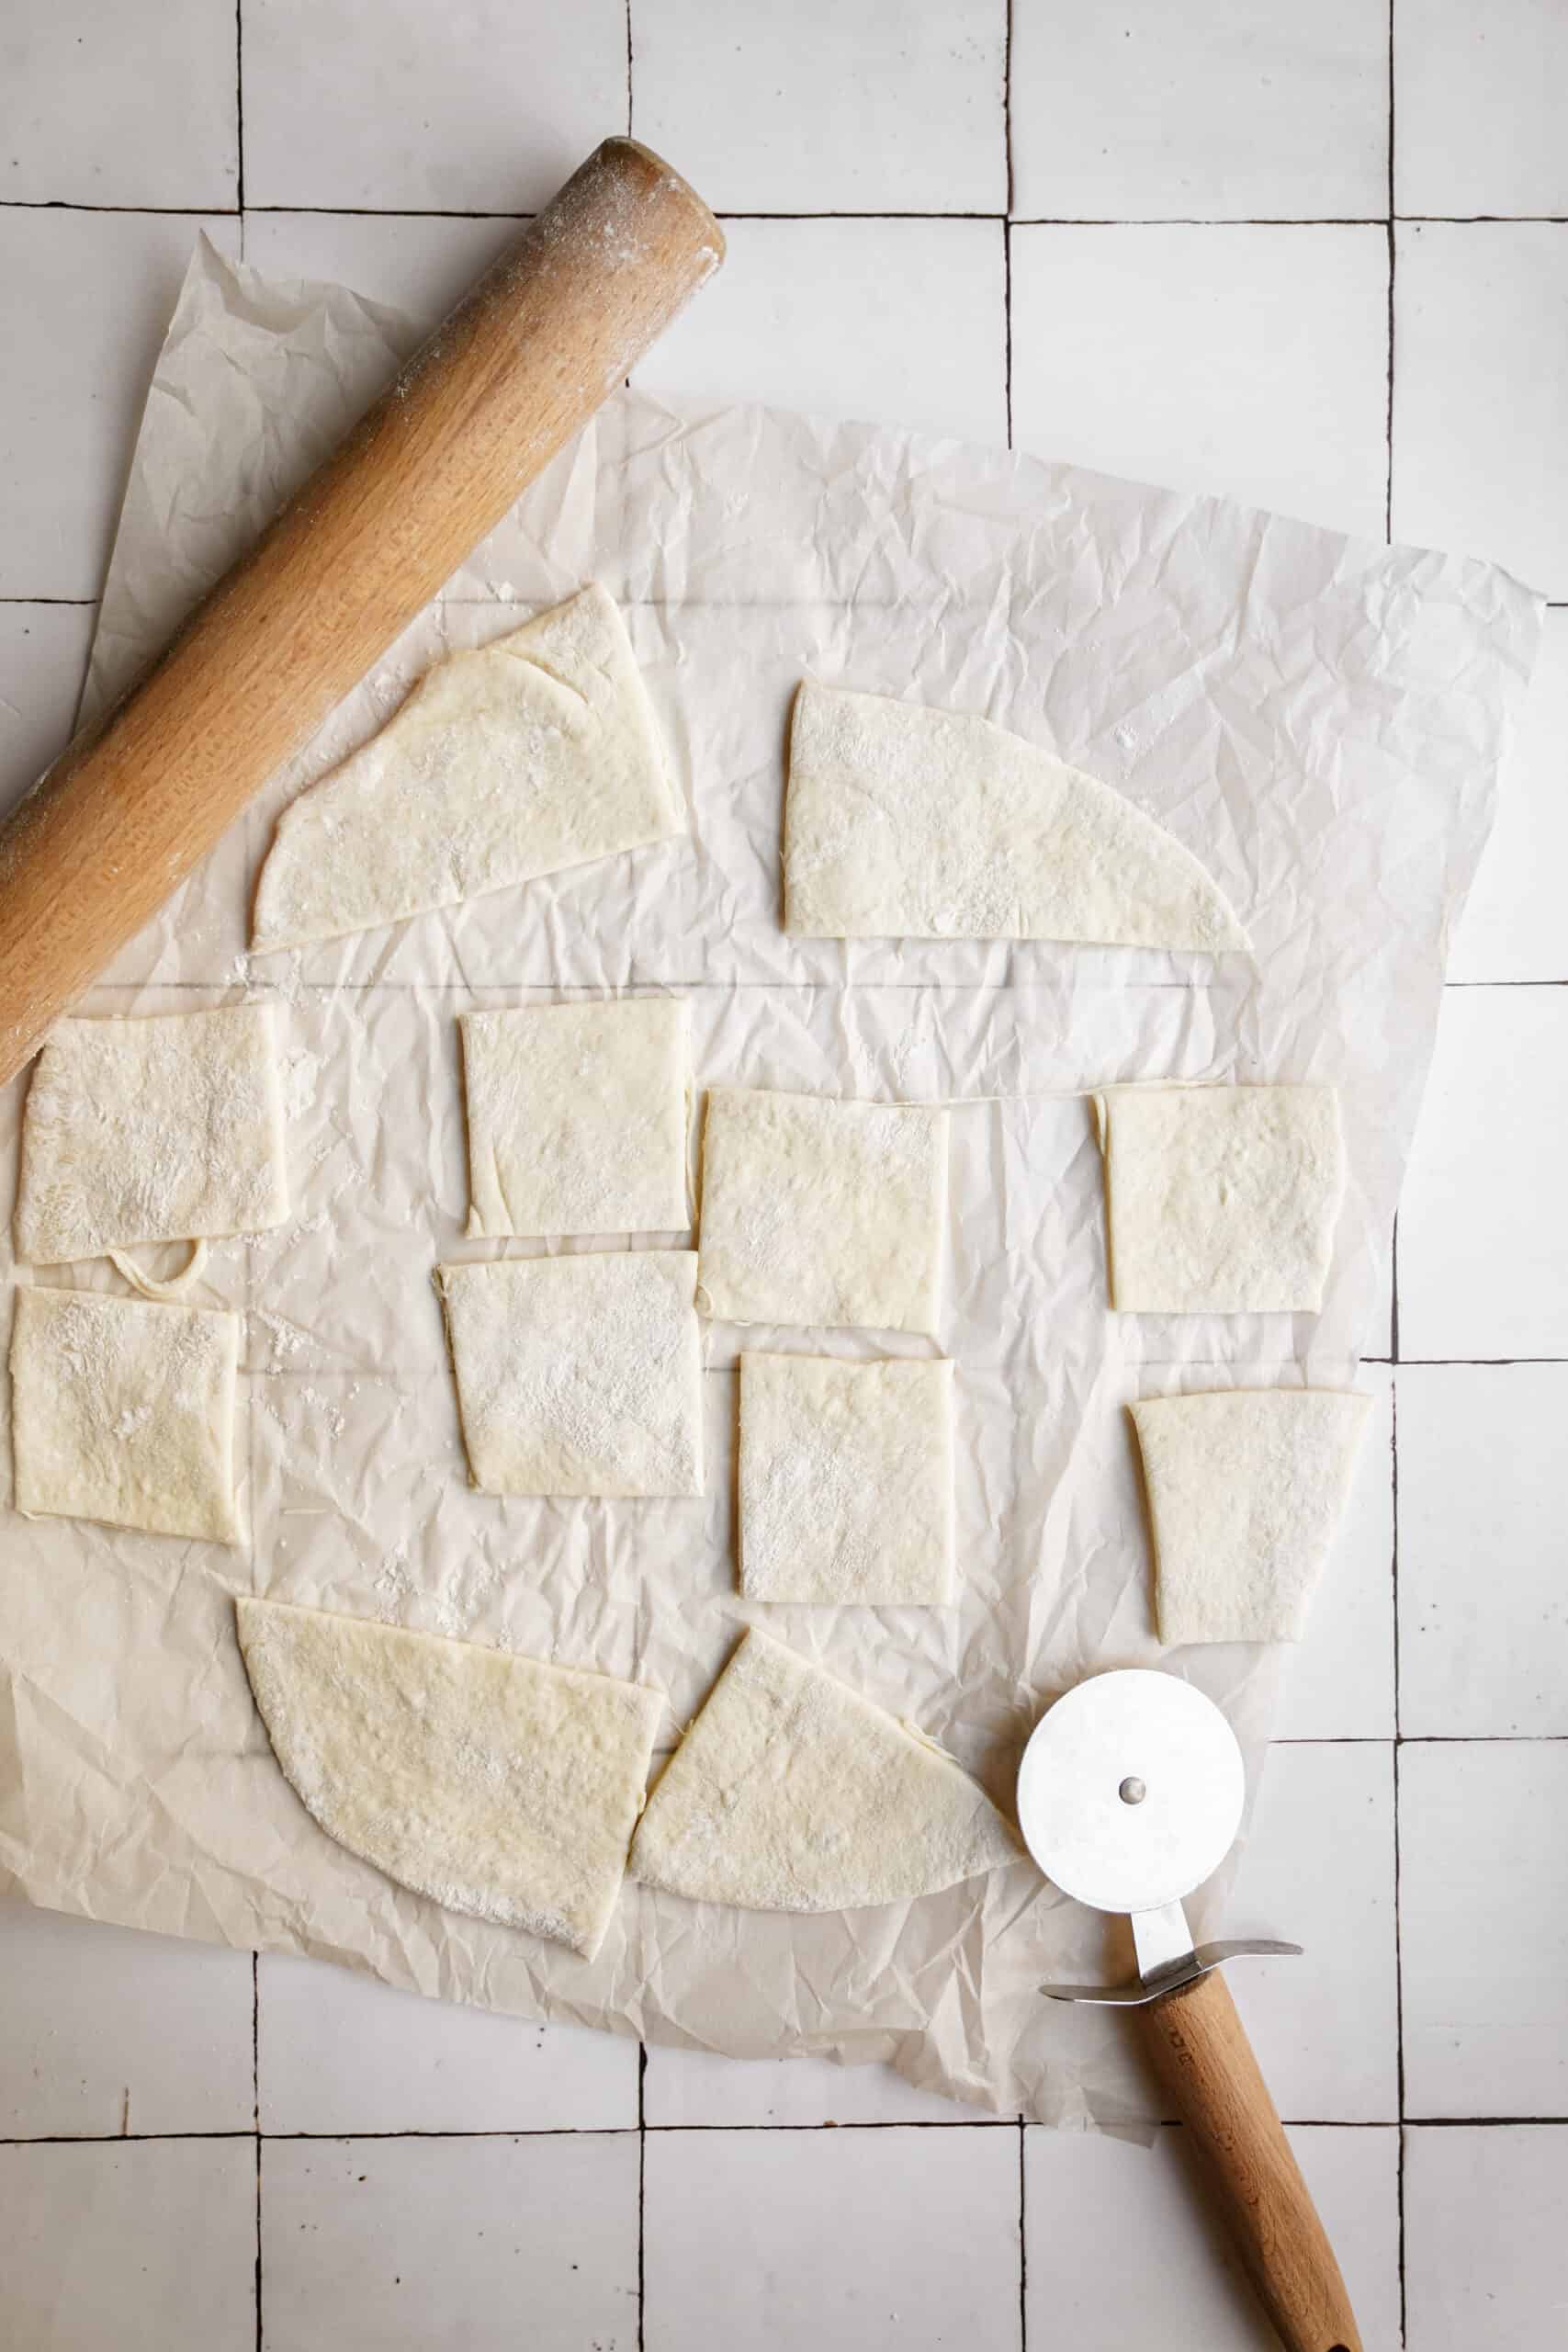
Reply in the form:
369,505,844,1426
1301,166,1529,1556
1095,1084,1344,1313
252,582,682,952
697,1088,948,1335
436,1250,704,1498
739,1352,954,1605
10,1285,242,1543
236,1596,663,1957
629,1628,1016,1911
16,1003,288,1267
784,682,1251,951
1132,1388,1372,1644
461,997,690,1239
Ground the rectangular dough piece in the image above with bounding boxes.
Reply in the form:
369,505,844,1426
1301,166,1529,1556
460,997,690,1239
10,1285,243,1543
696,1088,949,1335
15,1002,288,1265
1095,1084,1344,1313
435,1250,704,1498
739,1352,954,1604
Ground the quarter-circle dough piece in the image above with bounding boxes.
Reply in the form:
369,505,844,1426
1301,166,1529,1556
16,1003,288,1268
252,582,682,953
784,682,1251,951
628,1628,1017,1912
1095,1083,1345,1313
1132,1388,1372,1645
236,1596,664,1959
11,1285,242,1543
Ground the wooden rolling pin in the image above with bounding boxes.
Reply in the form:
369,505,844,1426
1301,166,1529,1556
0,136,723,1088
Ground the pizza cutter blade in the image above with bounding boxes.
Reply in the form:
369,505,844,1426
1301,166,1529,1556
1017,1670,1362,2352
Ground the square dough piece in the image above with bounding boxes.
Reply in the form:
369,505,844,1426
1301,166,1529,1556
460,998,690,1239
1132,1387,1372,1645
15,1001,288,1265
739,1352,955,1604
10,1285,243,1543
1095,1084,1344,1313
435,1251,704,1498
696,1088,949,1335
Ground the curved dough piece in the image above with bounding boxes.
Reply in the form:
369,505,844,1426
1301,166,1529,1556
1095,1083,1344,1314
252,582,682,953
628,1629,1016,1912
16,1003,287,1267
237,1596,664,1958
1132,1388,1372,1645
784,682,1251,951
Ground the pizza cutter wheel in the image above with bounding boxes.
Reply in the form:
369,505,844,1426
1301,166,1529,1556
1017,1669,1361,2352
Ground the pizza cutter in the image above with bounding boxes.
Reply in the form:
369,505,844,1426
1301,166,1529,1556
1017,1669,1361,2352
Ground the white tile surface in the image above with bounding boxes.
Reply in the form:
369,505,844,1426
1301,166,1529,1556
1273,1369,1395,1741
642,2041,979,2126
1010,224,1390,535
633,0,1006,214
1010,0,1388,223
1400,1739,1568,2118
0,1900,254,2137
642,2126,1020,2351
1397,986,1568,1363
634,216,1008,444
1392,222,1568,599
1397,1364,1568,1737
0,209,240,601
0,2138,255,2351
0,0,238,208
257,1951,639,2132
1449,608,1568,984
1224,1741,1397,2121
240,212,522,330
261,2133,639,2352
243,0,627,212
1396,0,1568,220
1404,2126,1568,2350
0,602,96,816
1024,2123,1401,2350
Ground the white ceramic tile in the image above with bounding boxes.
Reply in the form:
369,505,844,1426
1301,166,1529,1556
1010,224,1389,536
0,2139,254,2350
1397,1365,1568,1736
1449,608,1568,983
642,2125,1020,2352
1272,1370,1394,1740
642,2041,980,2127
240,213,522,332
0,0,237,208
1224,1741,1397,2120
0,602,96,818
243,0,627,212
261,2133,638,2352
0,1899,254,2136
1010,0,1387,224
1396,0,1568,220
1400,1739,1568,2117
633,0,1006,214
1397,986,1568,1363
1393,222,1568,598
635,217,1008,445
1405,2125,1568,2350
1025,2123,1400,2349
257,1951,637,2132
0,210,241,601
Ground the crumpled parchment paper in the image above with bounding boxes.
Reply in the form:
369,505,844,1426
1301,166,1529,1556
0,237,1541,2129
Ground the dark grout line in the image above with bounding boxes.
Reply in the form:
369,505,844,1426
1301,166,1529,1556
1002,0,1015,220
0,595,96,606
637,2043,648,2352
234,0,245,214
1003,222,1014,452
1010,215,1392,228
1390,1214,1401,1364
1017,2120,1028,2349
2,196,1565,227
1384,0,1396,547
0,198,241,215
624,0,634,140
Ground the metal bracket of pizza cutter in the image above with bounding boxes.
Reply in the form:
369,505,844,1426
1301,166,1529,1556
1016,1670,1361,2352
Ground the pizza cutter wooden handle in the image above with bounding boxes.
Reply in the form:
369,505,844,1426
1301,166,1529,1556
1140,1968,1362,2352
0,135,723,1088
